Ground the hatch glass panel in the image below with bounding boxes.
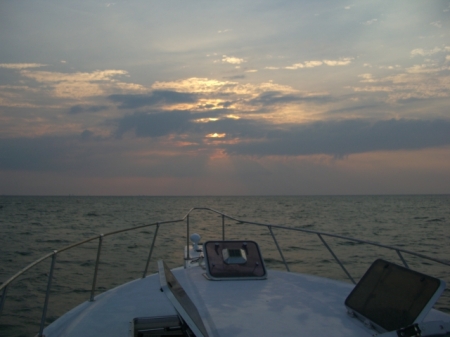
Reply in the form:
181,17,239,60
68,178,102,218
203,241,267,280
345,259,446,332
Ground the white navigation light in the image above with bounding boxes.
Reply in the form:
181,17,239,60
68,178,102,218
190,233,201,251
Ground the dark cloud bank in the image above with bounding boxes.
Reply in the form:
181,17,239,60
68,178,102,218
108,91,198,109
0,117,449,172
113,110,450,156
68,105,109,114
224,118,450,156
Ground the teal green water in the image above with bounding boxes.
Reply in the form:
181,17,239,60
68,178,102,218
1,195,449,336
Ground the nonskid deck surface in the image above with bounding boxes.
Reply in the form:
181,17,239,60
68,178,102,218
42,265,450,337
43,271,177,337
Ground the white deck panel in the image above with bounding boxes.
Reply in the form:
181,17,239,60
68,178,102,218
43,273,177,337
44,266,450,337
173,267,450,336
176,268,372,337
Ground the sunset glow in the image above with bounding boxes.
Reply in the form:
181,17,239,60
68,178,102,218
1,1,449,195
206,133,227,138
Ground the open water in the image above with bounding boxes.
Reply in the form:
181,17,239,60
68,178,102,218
0,195,449,337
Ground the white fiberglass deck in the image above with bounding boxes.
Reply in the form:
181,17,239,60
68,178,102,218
43,265,450,337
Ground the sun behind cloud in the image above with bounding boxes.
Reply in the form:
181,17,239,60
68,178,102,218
206,133,226,138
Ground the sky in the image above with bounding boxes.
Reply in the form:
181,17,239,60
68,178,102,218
0,0,450,196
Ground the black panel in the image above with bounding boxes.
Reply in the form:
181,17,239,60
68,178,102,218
204,241,266,280
345,259,444,332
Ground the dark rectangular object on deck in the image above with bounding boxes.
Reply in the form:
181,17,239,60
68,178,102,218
132,315,183,336
203,241,267,280
345,259,445,332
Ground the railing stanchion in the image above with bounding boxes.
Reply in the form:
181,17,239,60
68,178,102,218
317,234,355,284
396,250,409,269
0,285,8,317
90,234,103,302
268,225,290,272
186,215,190,260
38,251,57,337
222,215,225,240
143,224,160,278
3,207,450,333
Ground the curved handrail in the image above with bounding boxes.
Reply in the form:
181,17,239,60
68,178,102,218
3,206,449,292
189,207,450,267
1,207,449,336
0,218,185,292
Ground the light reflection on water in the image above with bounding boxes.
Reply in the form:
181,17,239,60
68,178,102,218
0,195,449,336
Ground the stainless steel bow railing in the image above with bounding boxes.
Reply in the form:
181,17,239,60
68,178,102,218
1,207,450,337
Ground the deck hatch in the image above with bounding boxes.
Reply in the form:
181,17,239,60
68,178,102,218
345,259,446,333
131,316,183,336
158,260,210,337
204,241,267,280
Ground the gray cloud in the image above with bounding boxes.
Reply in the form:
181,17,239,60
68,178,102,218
108,90,198,109
249,91,333,106
113,109,269,140
1,118,449,186
223,75,246,80
223,119,450,156
112,108,450,157
115,110,194,138
198,117,266,138
0,133,210,179
0,136,75,171
69,105,109,114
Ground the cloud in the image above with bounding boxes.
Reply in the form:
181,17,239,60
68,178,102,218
2,118,449,178
0,135,79,171
114,110,194,138
323,58,353,66
111,103,450,159
249,91,332,106
151,77,298,97
285,58,352,70
353,60,450,102
223,75,246,80
11,69,145,98
152,77,237,93
206,133,226,138
20,69,128,83
108,91,198,109
364,19,378,25
222,119,450,157
130,77,324,123
410,47,442,57
222,55,245,65
193,118,219,123
0,133,213,181
0,63,47,69
430,21,442,28
113,108,271,141
286,61,322,69
68,105,109,114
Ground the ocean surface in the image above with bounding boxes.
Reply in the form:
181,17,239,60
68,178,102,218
0,195,449,337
